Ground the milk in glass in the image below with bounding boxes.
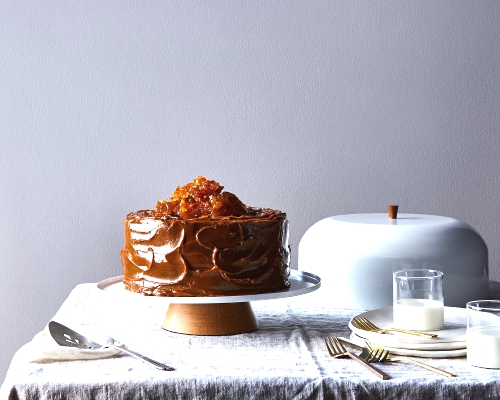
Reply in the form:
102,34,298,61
393,299,444,331
467,326,500,368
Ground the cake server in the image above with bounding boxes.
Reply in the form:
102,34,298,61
48,321,175,371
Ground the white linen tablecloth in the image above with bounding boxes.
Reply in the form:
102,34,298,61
3,281,500,400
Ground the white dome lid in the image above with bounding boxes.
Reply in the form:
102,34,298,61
298,210,489,309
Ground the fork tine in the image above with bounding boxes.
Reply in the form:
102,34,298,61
330,337,342,354
365,344,379,362
325,337,343,357
374,349,387,362
368,349,378,361
366,341,380,352
324,338,335,357
352,317,363,329
365,341,381,362
366,351,376,363
365,342,375,362
366,342,390,363
358,316,378,330
333,337,346,353
353,317,374,331
374,344,389,362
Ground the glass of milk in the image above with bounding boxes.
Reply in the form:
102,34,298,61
393,269,444,331
467,300,500,368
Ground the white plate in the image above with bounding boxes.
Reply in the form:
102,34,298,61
349,333,467,358
349,306,466,349
97,269,321,304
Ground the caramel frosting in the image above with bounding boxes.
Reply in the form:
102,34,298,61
121,177,291,297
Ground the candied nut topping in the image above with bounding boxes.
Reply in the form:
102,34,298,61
156,176,248,219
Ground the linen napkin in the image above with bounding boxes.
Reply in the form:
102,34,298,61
8,323,124,366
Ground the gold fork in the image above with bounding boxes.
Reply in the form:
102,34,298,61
366,342,456,378
324,337,391,380
353,316,438,339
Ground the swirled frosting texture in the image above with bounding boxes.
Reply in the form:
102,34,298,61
121,177,290,296
121,210,291,296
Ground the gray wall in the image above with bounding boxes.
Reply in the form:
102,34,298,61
1,1,499,381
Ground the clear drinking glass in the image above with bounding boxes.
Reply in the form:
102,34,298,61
467,300,500,368
393,269,444,331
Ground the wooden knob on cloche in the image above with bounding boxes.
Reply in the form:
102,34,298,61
388,205,398,219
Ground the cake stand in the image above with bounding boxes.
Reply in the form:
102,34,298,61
97,270,321,336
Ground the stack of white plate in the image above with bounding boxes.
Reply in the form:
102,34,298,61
348,307,467,358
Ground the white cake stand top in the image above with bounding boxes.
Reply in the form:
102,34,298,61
97,269,321,305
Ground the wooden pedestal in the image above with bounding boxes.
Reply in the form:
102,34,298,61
162,302,259,335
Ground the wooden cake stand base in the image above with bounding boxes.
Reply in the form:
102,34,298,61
162,302,259,335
